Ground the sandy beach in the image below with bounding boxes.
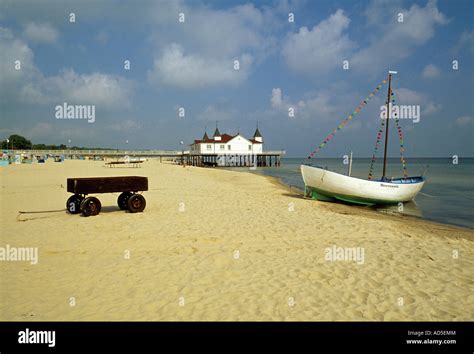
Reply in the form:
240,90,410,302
0,159,473,321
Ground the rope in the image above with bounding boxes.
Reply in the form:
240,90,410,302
419,192,434,197
16,209,66,222
306,77,388,160
18,209,66,214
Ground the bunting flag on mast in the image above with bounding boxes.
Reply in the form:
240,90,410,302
307,78,388,159
368,89,408,179
368,111,386,179
391,90,408,177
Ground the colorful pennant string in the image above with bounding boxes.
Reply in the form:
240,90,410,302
368,89,408,179
307,78,388,159
391,91,408,177
368,109,386,179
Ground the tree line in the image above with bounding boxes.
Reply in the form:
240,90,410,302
1,134,113,150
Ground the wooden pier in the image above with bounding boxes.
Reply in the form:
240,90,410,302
4,149,286,167
6,149,186,158
184,151,286,167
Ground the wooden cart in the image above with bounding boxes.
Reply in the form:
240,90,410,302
66,176,148,217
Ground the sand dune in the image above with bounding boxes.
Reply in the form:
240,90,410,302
0,159,473,321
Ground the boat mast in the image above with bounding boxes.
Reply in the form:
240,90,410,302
382,71,396,179
348,150,353,177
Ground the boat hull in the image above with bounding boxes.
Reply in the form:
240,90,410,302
300,165,425,205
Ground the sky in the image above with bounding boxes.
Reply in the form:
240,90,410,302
0,0,473,157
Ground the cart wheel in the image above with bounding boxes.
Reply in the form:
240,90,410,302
66,194,84,214
117,192,133,210
80,196,101,217
127,194,146,213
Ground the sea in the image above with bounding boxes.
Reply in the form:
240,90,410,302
236,157,473,230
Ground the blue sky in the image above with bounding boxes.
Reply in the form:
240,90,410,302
0,0,473,157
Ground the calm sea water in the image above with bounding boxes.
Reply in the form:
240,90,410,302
242,158,473,229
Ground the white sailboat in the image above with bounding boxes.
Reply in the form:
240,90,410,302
301,71,425,206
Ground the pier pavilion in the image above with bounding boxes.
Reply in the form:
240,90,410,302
187,127,285,167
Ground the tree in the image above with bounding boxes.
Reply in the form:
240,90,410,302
0,135,111,150
1,134,32,149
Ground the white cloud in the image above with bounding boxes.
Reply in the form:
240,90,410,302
282,9,355,76
421,64,440,79
151,1,270,42
282,0,447,76
363,0,404,28
351,0,448,73
396,88,441,116
148,43,252,89
271,88,284,108
455,116,472,126
281,1,448,77
196,105,235,122
453,31,474,54
264,85,441,128
0,26,133,109
422,102,441,116
147,3,275,89
20,69,134,108
20,83,47,102
0,27,36,87
396,88,425,103
23,22,59,44
302,93,337,119
183,4,268,58
49,70,133,107
269,87,337,120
